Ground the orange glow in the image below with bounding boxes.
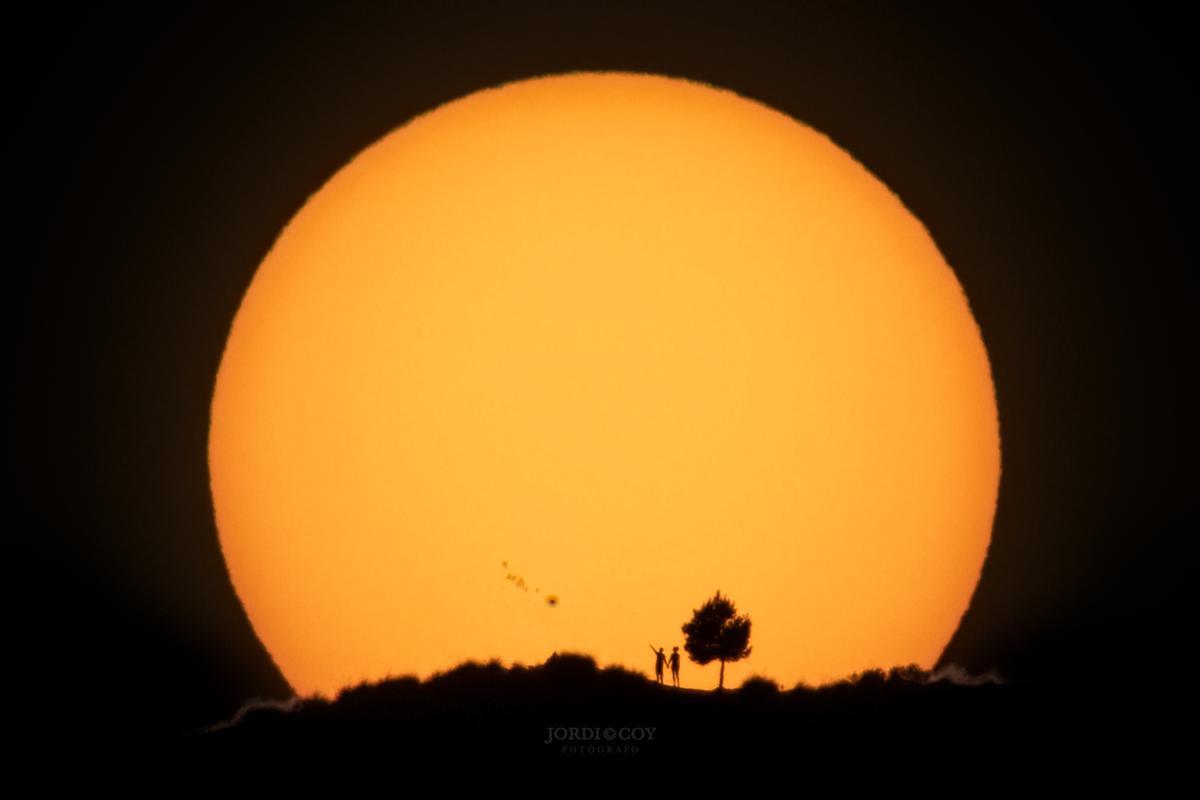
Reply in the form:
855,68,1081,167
209,72,1000,696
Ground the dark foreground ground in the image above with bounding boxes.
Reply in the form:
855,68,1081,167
190,653,1171,767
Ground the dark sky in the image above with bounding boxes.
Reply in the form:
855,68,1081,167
24,2,1187,737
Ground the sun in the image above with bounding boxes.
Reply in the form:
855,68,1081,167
208,72,1000,696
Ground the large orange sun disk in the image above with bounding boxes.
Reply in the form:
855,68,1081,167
209,72,1000,696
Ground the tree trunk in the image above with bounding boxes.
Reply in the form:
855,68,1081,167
718,659,725,690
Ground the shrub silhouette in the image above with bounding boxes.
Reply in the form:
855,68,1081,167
853,668,887,688
888,664,927,684
681,590,752,690
738,674,782,699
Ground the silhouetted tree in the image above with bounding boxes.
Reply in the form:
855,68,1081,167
681,590,752,690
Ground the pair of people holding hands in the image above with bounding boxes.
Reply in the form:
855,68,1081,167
650,644,681,686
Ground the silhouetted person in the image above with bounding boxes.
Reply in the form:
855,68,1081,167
649,645,666,684
669,646,681,687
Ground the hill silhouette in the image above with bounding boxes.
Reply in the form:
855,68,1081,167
194,652,1152,762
